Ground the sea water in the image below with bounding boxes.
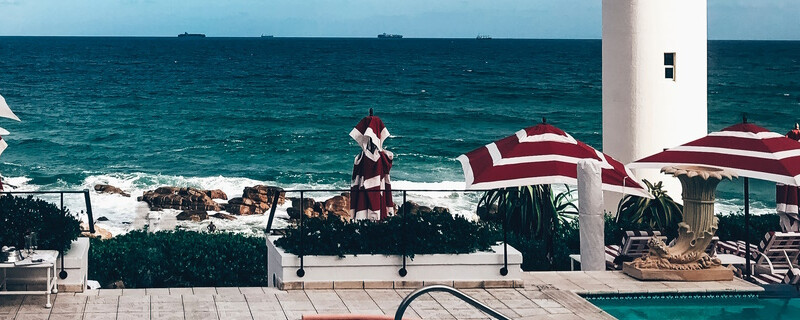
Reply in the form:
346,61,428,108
0,37,798,235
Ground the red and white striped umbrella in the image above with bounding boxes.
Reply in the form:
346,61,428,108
629,121,800,275
776,184,800,232
628,123,800,185
457,122,651,198
349,113,395,221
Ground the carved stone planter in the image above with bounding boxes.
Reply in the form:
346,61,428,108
624,166,737,281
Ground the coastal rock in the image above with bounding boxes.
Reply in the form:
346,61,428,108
137,186,222,211
224,185,285,216
204,189,228,200
80,222,113,240
287,197,317,219
398,201,449,216
176,210,209,222
94,184,130,197
96,216,109,222
323,193,351,219
212,212,237,220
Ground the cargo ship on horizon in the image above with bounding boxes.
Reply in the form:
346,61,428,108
377,33,402,39
178,32,205,38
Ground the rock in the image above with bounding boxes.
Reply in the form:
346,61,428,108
204,189,228,200
323,193,351,219
80,222,113,240
212,212,237,220
287,197,317,219
224,185,285,216
176,210,209,222
399,201,421,215
138,186,223,212
96,216,109,222
94,184,130,197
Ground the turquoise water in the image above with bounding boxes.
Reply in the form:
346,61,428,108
590,296,800,320
0,37,798,233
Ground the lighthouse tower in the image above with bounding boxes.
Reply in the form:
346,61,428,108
602,0,708,207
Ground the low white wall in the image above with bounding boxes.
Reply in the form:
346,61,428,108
267,236,522,287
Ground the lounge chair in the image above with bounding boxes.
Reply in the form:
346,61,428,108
750,253,800,285
604,231,667,270
717,231,800,275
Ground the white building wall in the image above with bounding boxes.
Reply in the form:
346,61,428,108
602,0,708,211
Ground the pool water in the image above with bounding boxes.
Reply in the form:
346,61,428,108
589,296,800,320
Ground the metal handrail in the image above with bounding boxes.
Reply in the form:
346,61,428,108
394,285,511,320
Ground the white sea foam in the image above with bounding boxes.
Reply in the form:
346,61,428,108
1,173,779,236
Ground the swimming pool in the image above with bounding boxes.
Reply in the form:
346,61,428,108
588,295,800,320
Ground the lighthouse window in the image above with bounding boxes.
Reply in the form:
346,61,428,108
664,53,675,80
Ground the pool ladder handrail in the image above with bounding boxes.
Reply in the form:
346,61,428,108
394,285,512,320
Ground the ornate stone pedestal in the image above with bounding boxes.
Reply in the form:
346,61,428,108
623,166,737,281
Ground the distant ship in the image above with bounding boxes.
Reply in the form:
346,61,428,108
476,35,492,40
378,33,403,39
261,34,274,38
178,32,205,38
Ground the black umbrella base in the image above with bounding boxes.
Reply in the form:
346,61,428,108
623,263,734,281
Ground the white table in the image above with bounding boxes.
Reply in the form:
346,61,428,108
0,250,58,308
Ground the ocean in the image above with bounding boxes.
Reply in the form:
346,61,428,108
0,37,798,235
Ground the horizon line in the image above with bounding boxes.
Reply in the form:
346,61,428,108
0,35,798,41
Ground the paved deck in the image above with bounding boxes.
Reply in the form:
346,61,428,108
0,271,765,320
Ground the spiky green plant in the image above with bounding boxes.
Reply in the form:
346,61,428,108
477,185,578,239
616,180,683,238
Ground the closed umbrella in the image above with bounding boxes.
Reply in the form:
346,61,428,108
628,119,800,277
458,121,650,197
776,184,800,232
349,109,395,221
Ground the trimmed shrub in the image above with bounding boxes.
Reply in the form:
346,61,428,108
274,211,501,258
0,195,81,253
716,212,780,244
89,229,268,288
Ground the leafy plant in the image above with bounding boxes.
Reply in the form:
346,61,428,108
715,211,780,244
616,180,683,239
274,210,501,258
477,185,578,239
0,195,81,253
89,229,268,288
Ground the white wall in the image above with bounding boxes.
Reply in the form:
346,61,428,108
602,0,708,211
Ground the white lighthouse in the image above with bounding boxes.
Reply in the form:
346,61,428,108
602,0,708,207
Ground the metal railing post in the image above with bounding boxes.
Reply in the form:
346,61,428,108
399,190,407,277
297,191,306,277
84,190,95,233
500,192,508,276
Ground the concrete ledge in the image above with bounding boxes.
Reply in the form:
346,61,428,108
267,236,522,290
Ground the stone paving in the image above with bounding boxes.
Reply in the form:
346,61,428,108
0,271,766,320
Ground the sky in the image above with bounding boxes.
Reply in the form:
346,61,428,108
0,0,798,40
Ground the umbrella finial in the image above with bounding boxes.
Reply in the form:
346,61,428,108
369,108,373,116
542,117,547,124
742,114,747,124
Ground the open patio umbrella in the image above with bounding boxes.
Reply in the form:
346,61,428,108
458,121,651,197
628,119,800,277
458,120,651,273
0,94,21,122
349,108,395,221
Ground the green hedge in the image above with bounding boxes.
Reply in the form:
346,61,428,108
89,229,268,288
716,212,779,244
274,211,501,258
0,195,81,253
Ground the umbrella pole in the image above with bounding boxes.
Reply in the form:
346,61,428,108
297,191,305,278
399,191,408,277
744,177,751,280
501,192,509,276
